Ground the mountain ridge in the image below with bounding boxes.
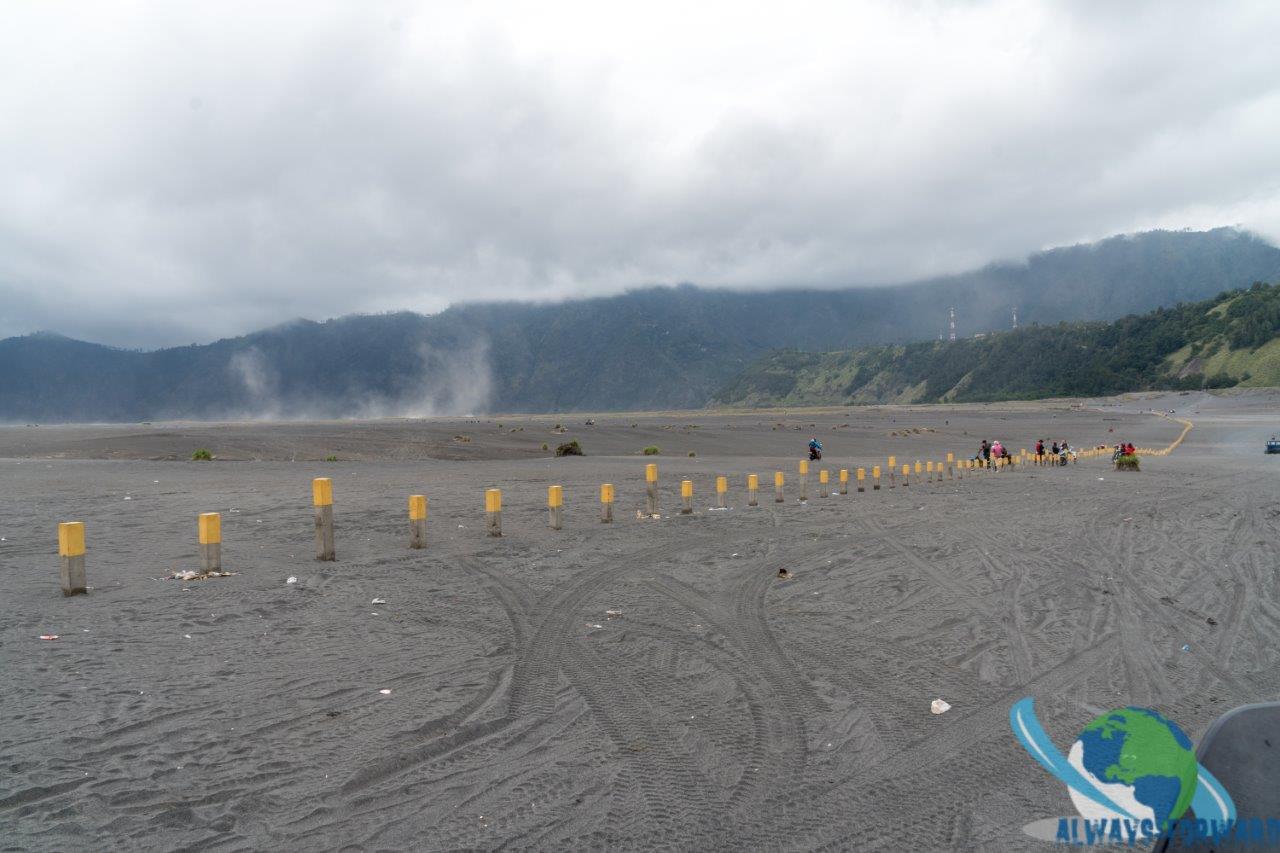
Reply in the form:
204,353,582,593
4,228,1280,421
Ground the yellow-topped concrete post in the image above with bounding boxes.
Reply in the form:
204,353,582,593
914,460,922,477
872,466,880,490
198,511,222,573
313,477,335,561
798,459,809,502
600,483,615,523
818,469,829,498
486,488,502,537
58,521,86,596
716,475,728,508
681,479,694,515
947,451,955,479
926,460,934,483
839,468,849,495
855,467,865,493
409,494,427,549
548,485,563,530
645,463,659,516
902,463,910,487
888,455,897,488
774,471,785,503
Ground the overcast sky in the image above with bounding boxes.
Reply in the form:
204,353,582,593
3,1,1280,347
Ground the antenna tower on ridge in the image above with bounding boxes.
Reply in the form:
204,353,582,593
1012,307,1019,330
948,307,956,342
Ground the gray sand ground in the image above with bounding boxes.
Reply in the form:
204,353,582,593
2,391,1278,850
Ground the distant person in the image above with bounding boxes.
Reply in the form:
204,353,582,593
980,439,991,467
808,437,822,461
1051,441,1059,456
1035,439,1045,460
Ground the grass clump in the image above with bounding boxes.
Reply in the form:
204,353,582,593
325,455,338,462
688,451,696,457
541,443,549,451
555,440,584,457
191,448,213,461
1114,453,1141,471
643,445,660,456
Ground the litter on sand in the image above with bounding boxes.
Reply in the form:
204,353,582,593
931,699,951,715
1181,644,1191,652
605,609,623,617
371,598,386,605
286,576,298,584
777,568,793,580
379,689,392,695
167,569,235,581
39,634,58,641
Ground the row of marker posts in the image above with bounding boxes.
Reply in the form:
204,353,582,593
53,446,1080,594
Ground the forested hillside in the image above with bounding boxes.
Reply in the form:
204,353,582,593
712,283,1280,407
2,229,1279,420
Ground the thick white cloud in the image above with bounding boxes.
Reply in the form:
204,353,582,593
2,0,1279,346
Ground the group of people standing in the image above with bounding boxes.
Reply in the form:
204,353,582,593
1034,438,1076,465
975,439,1011,467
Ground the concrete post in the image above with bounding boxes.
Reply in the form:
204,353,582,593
747,474,759,506
600,483,614,523
486,488,502,537
888,456,897,488
645,463,658,516
680,479,693,514
857,467,866,492
799,459,809,502
818,469,829,498
58,521,86,596
198,512,222,573
409,495,427,549
902,464,910,487
548,485,563,530
872,466,881,490
774,471,785,503
716,476,727,508
839,469,849,495
313,477,335,561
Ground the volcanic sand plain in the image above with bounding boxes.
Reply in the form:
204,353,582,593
2,390,1278,850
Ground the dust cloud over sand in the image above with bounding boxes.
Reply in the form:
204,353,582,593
2,392,1278,849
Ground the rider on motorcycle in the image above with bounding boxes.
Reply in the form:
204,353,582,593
808,437,823,461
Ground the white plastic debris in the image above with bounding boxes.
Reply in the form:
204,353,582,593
379,689,392,695
371,598,386,605
124,496,132,501
931,699,952,715
605,609,623,617
286,576,298,584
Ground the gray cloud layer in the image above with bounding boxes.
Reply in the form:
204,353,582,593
2,0,1279,347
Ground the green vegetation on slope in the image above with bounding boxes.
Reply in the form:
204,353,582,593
713,282,1280,406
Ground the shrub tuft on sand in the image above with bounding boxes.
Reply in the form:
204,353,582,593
1114,453,1140,471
